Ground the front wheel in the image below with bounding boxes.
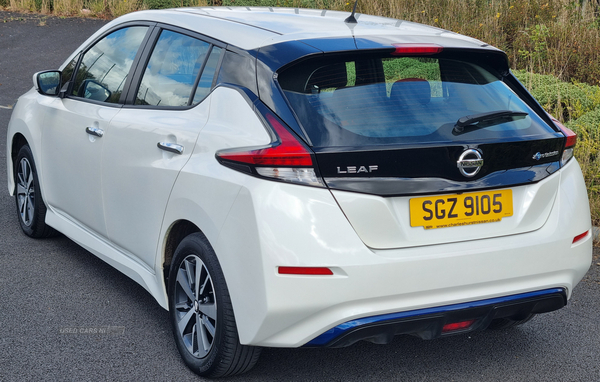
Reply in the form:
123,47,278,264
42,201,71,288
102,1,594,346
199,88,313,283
14,145,56,238
168,233,261,378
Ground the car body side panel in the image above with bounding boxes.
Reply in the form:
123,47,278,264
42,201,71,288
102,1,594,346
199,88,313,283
44,206,167,308
40,97,120,238
216,180,367,345
6,89,46,197
101,101,210,269
156,86,272,303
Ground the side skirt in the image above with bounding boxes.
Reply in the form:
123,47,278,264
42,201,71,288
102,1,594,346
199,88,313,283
45,208,168,309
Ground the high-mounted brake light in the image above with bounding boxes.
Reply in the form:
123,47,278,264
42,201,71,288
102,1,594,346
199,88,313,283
278,267,334,275
442,319,475,333
550,116,577,165
391,43,443,56
216,108,325,187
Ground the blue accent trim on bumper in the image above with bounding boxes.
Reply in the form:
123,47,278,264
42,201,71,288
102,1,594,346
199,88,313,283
305,288,565,346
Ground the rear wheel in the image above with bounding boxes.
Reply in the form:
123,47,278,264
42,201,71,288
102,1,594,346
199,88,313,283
487,314,536,330
14,145,56,238
168,233,261,378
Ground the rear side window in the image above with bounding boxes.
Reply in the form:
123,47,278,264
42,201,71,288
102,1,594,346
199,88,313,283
72,26,148,103
192,46,222,104
135,30,219,107
278,54,556,147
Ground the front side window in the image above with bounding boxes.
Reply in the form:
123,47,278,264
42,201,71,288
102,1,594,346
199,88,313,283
72,26,148,103
135,30,211,107
278,53,556,147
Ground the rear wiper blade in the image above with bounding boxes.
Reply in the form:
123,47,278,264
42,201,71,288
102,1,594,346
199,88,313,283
453,110,528,135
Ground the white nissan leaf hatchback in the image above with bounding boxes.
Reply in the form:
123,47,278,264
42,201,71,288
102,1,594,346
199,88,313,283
6,7,593,378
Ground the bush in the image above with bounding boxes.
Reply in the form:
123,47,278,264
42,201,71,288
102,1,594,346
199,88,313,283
144,0,197,9
513,69,600,225
567,113,600,226
513,70,600,122
221,0,339,7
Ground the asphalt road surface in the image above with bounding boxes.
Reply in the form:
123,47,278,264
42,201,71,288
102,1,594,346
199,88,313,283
1,11,600,382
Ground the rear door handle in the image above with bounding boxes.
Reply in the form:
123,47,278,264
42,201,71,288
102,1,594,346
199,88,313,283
157,142,184,155
86,126,104,137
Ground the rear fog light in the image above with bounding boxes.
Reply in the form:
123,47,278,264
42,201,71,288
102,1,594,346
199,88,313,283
442,319,475,333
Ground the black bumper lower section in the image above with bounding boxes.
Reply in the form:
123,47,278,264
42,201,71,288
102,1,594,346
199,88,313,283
305,288,567,348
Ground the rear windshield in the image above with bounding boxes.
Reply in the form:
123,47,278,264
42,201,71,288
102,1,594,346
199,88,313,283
277,53,555,148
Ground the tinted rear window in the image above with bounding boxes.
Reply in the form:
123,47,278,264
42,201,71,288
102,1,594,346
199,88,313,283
278,53,555,148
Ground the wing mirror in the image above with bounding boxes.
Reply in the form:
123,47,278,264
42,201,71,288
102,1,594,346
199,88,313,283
33,70,61,96
78,79,112,102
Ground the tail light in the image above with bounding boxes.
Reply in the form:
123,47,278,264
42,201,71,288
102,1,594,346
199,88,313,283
550,116,577,166
216,105,325,187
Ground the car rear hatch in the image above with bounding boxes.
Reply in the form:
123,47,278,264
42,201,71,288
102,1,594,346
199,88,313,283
276,46,567,249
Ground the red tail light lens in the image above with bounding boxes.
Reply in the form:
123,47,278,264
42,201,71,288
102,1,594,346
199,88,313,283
217,114,313,167
216,107,324,187
552,118,577,148
391,43,443,56
550,116,577,165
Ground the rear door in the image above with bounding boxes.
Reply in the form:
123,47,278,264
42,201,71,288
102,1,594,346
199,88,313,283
101,27,223,268
277,49,565,249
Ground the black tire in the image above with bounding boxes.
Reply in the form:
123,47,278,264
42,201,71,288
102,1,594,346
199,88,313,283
168,233,261,378
487,314,536,330
14,145,57,238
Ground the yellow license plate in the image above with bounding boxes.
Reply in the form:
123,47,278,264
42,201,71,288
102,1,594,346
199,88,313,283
410,189,513,230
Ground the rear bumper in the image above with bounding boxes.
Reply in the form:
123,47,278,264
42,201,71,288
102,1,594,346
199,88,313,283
214,159,591,347
305,288,566,347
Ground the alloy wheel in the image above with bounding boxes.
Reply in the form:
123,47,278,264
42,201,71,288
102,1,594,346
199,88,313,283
174,254,217,358
16,157,35,227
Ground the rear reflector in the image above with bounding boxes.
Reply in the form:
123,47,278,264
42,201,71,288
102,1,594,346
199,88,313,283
278,267,333,275
391,43,443,56
572,230,590,244
442,320,475,333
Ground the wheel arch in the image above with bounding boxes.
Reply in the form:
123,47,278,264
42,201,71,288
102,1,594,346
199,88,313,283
11,133,28,163
8,133,29,195
162,219,201,295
